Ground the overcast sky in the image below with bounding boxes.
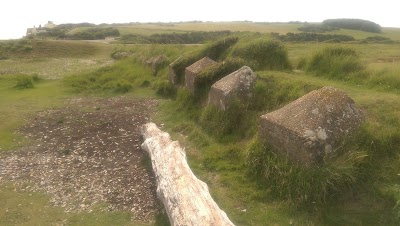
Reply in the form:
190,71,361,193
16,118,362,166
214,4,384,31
1,0,398,39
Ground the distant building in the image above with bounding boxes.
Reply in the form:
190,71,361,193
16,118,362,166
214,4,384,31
26,21,56,37
44,21,56,29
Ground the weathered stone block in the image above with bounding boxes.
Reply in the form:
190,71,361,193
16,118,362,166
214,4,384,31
208,66,256,110
146,55,168,75
185,57,217,94
259,86,364,166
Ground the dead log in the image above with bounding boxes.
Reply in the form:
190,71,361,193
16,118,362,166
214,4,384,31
141,123,235,226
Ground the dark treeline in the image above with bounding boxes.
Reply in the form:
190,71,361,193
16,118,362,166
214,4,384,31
117,31,233,44
298,24,339,33
66,27,120,40
271,32,355,42
323,19,382,33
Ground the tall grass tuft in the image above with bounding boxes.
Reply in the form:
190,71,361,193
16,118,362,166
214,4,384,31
199,100,254,140
247,137,368,205
305,46,366,80
14,74,35,89
231,38,292,71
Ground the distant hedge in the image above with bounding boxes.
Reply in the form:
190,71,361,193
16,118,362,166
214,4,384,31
298,24,339,33
118,31,233,44
272,32,355,42
323,19,382,33
67,27,120,40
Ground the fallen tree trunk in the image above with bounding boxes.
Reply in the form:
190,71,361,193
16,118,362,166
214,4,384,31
141,123,235,226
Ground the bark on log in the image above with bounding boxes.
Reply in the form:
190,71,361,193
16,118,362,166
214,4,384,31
141,123,235,226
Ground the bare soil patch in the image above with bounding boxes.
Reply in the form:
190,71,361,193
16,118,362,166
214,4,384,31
0,96,162,222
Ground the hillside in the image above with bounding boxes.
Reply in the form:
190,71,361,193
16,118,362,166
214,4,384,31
24,21,400,43
1,22,400,225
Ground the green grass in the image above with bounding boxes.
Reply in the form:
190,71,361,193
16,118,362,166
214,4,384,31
2,30,400,225
109,22,400,41
113,22,302,36
0,183,153,226
0,76,71,150
0,40,115,79
155,68,400,225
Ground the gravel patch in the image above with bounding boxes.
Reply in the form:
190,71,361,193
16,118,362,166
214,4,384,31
0,96,162,222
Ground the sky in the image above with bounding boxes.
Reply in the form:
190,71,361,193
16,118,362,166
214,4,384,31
1,0,399,39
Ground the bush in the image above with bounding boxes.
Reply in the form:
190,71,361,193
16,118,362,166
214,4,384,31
247,136,367,205
231,38,292,71
14,75,34,89
305,46,366,80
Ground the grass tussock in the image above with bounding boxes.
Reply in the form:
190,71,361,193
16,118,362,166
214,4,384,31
247,136,368,205
305,46,366,80
231,38,292,70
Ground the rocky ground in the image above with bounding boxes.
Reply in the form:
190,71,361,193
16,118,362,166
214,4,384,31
0,96,162,222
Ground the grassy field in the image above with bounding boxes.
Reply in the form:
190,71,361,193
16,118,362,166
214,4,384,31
1,23,400,225
0,40,115,79
109,22,400,41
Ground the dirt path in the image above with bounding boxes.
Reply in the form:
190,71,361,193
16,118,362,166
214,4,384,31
0,96,162,222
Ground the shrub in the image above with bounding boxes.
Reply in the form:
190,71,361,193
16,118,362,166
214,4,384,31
231,38,292,71
14,75,34,89
305,46,366,80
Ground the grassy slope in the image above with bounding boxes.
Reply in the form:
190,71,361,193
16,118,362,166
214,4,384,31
114,22,302,35
156,69,400,225
1,23,400,225
0,40,114,79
